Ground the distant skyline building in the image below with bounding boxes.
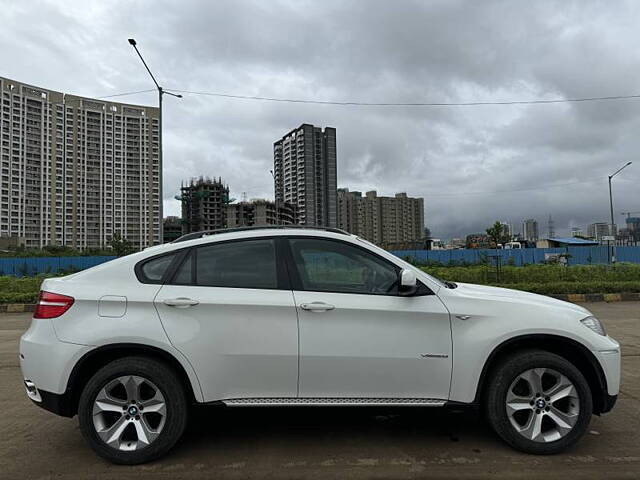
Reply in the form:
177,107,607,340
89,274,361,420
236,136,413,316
626,217,640,243
587,222,617,241
547,215,556,238
570,227,584,238
178,177,229,234
273,124,337,228
0,76,161,249
337,188,425,249
500,221,513,239
226,199,296,227
522,219,539,242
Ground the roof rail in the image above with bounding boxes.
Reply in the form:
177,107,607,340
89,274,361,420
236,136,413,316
172,225,351,243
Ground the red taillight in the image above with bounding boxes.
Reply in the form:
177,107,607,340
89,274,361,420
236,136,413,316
33,291,75,319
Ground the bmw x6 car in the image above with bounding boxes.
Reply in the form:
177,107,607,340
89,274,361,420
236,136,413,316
20,227,620,464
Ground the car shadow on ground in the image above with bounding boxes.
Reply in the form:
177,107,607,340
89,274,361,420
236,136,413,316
174,405,498,457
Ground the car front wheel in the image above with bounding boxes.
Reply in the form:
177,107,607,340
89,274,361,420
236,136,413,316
78,356,188,464
485,350,592,454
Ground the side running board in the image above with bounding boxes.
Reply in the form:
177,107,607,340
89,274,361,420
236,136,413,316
222,397,446,407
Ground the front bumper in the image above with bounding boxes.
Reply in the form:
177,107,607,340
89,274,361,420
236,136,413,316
596,348,621,396
600,393,618,414
592,343,621,414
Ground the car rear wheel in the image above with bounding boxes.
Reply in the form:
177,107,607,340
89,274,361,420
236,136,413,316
485,350,592,454
78,356,188,464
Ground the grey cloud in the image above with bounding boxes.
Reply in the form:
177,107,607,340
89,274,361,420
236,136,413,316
2,0,639,238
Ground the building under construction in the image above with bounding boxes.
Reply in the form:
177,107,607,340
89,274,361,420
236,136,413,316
177,177,230,234
226,199,296,228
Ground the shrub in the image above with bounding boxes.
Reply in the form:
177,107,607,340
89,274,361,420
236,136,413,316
494,281,640,295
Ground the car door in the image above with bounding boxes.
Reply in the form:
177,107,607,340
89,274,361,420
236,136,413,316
154,237,299,402
286,236,452,401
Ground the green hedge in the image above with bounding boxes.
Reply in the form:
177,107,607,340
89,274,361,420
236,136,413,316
492,281,640,295
0,275,49,304
422,264,640,284
0,292,39,304
1,267,640,304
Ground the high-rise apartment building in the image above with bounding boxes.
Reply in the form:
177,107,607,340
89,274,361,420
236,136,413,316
226,199,296,227
522,219,539,242
179,177,229,234
273,124,337,227
0,77,160,249
337,189,425,250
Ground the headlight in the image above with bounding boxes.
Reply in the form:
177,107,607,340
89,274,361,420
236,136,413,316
581,316,606,336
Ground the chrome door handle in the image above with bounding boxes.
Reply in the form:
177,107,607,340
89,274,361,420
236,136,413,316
163,297,199,308
300,302,335,312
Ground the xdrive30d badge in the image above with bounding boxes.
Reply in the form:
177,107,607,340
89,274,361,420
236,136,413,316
20,227,620,464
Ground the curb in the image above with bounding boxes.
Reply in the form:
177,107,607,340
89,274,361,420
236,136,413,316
549,293,640,303
0,304,36,313
1,293,640,313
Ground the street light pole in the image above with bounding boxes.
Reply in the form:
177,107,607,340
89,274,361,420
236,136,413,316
127,38,182,244
607,161,632,264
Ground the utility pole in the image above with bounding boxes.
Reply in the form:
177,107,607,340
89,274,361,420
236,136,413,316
608,161,633,263
128,39,182,244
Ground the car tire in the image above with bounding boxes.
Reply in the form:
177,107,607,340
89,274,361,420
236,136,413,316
485,349,592,454
78,356,188,464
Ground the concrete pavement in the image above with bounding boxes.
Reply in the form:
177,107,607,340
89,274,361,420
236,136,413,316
1,302,639,479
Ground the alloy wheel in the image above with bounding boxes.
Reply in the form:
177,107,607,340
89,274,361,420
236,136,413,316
505,368,580,443
92,375,167,451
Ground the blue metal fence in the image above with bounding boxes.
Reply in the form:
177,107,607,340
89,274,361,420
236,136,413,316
391,246,640,266
0,256,117,277
1,246,640,277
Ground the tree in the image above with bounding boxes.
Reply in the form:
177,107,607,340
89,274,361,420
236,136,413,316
109,233,135,257
486,221,510,248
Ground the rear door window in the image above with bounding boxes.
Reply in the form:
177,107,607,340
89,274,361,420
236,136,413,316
189,239,278,289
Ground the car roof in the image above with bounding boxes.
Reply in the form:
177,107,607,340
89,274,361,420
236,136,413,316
172,225,350,243
153,227,356,252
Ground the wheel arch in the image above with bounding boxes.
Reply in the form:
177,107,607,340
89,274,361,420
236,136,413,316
474,334,609,414
63,343,202,417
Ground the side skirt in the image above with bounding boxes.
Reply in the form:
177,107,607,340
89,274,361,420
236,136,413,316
221,397,446,407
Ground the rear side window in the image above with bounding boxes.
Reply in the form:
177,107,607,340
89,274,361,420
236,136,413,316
173,239,278,289
138,253,176,283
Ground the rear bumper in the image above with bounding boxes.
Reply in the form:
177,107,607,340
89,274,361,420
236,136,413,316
20,318,91,396
27,386,75,417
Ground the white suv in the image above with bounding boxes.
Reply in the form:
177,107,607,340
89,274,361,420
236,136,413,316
20,227,620,464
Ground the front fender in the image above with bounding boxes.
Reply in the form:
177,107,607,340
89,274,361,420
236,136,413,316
438,287,619,403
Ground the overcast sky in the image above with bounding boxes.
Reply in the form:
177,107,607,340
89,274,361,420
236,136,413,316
2,0,640,239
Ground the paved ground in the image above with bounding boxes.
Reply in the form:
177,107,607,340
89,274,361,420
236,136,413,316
1,302,639,479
